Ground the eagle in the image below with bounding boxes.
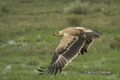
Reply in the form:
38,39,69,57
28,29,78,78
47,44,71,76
37,27,104,76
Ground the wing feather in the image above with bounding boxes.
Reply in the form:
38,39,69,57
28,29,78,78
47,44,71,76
45,34,86,75
86,30,103,40
63,35,86,61
50,34,78,65
80,40,94,55
80,30,103,54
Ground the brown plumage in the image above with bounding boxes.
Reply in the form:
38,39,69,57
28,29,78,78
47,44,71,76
37,27,104,76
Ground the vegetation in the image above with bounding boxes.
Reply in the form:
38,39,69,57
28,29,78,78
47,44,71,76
0,0,120,80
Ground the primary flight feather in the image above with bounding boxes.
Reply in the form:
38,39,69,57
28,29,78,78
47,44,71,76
37,27,104,76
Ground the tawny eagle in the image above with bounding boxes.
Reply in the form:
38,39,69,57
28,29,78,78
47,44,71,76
37,27,104,76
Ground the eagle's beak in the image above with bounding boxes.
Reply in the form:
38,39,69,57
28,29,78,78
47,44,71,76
54,32,59,36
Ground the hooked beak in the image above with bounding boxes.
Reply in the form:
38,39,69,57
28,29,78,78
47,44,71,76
54,32,59,36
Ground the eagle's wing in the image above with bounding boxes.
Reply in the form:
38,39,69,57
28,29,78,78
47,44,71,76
86,30,104,41
81,40,94,55
80,30,103,54
38,33,86,76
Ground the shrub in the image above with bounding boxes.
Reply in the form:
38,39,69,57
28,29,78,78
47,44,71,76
64,0,90,15
0,6,9,16
64,0,120,15
81,0,116,4
66,15,82,26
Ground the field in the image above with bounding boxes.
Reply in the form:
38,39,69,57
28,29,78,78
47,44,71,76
0,0,120,80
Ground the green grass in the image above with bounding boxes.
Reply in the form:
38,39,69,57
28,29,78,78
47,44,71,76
0,0,120,80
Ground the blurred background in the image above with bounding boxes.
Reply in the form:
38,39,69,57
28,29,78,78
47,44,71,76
0,0,120,80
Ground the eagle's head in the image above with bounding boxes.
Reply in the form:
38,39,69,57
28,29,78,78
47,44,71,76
54,31,64,36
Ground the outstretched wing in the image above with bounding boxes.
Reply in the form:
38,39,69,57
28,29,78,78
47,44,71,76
80,40,94,55
86,30,104,41
38,33,86,76
80,30,103,55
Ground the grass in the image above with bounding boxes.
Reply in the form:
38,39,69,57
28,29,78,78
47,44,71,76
0,0,120,80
